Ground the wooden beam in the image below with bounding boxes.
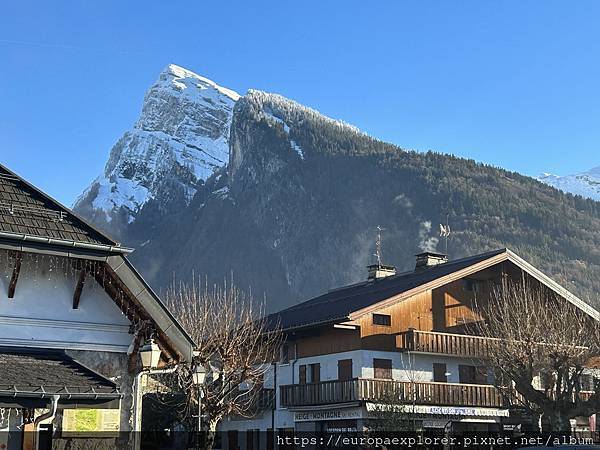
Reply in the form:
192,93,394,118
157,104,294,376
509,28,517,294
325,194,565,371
90,262,180,365
72,268,86,309
7,252,23,299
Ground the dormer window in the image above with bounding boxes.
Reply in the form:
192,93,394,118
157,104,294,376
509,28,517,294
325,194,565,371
464,279,484,293
372,313,391,326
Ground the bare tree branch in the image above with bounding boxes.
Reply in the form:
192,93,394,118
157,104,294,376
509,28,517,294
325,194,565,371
474,275,600,434
150,276,281,449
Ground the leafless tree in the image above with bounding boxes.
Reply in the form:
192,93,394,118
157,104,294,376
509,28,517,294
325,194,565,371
369,390,411,432
369,353,428,432
153,278,281,450
474,276,600,434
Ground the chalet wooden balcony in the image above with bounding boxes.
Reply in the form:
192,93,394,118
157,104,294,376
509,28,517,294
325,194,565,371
256,388,276,410
280,378,504,408
396,329,497,358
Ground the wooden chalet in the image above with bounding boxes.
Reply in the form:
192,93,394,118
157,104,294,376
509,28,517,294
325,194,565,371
219,248,600,449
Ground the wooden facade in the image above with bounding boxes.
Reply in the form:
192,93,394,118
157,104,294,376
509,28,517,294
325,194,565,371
292,270,500,359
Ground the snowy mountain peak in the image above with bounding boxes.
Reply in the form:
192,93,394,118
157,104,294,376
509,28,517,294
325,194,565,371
160,64,240,102
538,166,600,201
73,64,239,237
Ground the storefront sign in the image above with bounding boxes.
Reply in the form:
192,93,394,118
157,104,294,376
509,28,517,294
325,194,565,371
294,408,365,422
366,403,509,418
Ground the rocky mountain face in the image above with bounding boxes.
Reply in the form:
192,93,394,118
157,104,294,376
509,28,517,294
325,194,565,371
75,66,600,312
73,64,239,239
538,167,600,201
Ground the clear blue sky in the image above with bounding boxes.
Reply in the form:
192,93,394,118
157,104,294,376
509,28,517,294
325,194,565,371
1,1,599,205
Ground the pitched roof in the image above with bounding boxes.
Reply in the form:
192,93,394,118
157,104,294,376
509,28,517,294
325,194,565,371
0,164,195,361
0,163,125,251
268,248,599,331
0,348,120,399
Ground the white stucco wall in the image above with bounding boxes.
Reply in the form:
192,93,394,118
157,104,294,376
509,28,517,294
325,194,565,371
0,254,133,352
220,349,495,434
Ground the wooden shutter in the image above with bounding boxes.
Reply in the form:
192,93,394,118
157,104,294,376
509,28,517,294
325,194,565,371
310,363,321,383
338,359,353,381
433,363,447,382
299,365,307,384
373,358,392,380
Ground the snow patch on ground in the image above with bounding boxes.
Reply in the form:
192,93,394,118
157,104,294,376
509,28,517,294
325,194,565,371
290,140,304,160
263,108,305,160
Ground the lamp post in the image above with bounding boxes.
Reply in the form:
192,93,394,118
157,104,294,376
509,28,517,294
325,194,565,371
193,364,207,446
134,338,168,450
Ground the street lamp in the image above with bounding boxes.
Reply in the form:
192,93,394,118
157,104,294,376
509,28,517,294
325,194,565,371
193,364,207,385
193,364,208,445
139,338,161,369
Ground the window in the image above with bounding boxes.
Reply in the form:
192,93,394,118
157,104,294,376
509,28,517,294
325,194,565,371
459,365,488,384
246,429,259,450
280,343,289,363
540,371,554,390
581,374,594,392
338,359,353,381
475,366,488,385
464,279,484,293
373,358,392,379
299,363,320,384
433,363,447,383
373,313,391,326
459,365,474,384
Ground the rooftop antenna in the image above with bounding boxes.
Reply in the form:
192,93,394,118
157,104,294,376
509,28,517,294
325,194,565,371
374,225,384,266
439,214,451,255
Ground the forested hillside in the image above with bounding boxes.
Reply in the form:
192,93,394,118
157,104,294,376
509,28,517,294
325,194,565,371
102,90,600,312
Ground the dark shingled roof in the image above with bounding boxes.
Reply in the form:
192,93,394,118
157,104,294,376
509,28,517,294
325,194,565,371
0,348,120,397
0,163,116,246
268,249,507,331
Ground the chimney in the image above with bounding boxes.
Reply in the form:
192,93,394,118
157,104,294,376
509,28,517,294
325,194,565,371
367,264,396,281
415,252,448,271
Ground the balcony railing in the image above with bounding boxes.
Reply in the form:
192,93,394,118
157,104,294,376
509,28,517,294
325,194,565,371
280,378,504,408
396,329,497,358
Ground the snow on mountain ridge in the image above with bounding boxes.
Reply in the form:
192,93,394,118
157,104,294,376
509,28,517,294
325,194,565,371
246,89,363,135
538,166,600,201
73,64,239,232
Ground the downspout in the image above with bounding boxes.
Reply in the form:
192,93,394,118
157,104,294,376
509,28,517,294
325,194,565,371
271,361,277,448
291,342,298,384
34,395,60,450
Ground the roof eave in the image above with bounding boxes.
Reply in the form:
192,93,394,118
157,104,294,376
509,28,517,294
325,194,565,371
0,231,134,255
279,316,350,334
105,255,196,362
348,250,510,320
347,248,600,322
505,249,600,321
